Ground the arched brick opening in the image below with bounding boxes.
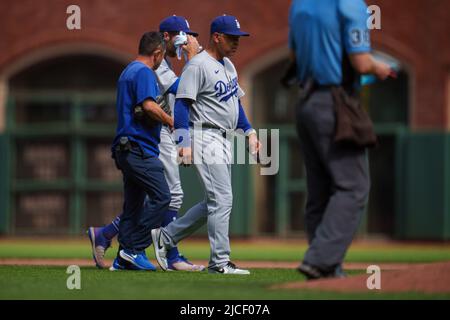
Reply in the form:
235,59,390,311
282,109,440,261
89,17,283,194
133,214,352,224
242,41,414,237
0,43,130,234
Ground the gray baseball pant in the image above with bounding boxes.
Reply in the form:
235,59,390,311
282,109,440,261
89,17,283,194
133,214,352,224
159,126,184,211
161,129,233,269
295,89,370,271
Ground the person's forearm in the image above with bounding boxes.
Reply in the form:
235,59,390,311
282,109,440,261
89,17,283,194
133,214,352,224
174,98,191,147
348,53,377,74
174,98,191,130
236,100,253,134
349,52,393,80
142,99,173,127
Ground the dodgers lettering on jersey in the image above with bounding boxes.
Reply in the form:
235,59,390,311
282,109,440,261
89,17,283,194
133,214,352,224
176,50,244,131
215,77,239,102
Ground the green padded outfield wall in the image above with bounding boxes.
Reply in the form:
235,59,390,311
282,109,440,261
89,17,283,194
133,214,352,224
1,90,254,236
0,134,10,233
397,133,450,240
178,150,254,237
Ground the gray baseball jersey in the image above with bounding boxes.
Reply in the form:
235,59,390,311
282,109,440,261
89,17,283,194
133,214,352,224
162,50,246,269
155,58,178,114
153,58,183,211
176,50,245,130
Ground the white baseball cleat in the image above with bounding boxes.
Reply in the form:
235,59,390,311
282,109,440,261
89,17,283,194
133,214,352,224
151,228,168,271
208,261,251,275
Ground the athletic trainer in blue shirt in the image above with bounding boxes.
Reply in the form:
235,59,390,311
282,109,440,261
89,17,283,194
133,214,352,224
111,31,172,271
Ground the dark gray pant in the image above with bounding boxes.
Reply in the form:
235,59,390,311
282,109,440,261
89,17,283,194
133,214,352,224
295,89,370,271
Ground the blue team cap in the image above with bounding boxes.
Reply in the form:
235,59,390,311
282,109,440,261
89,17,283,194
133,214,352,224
210,15,250,36
159,15,198,36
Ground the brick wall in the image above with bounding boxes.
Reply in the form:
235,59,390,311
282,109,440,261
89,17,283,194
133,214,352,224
0,0,448,129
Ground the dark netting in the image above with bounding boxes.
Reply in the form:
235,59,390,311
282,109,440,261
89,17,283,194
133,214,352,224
82,102,117,124
86,139,121,181
14,99,71,124
15,192,69,234
84,192,123,228
15,139,70,180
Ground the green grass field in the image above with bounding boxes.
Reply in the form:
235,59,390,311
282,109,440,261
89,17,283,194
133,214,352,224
1,239,450,262
1,266,450,300
1,239,450,300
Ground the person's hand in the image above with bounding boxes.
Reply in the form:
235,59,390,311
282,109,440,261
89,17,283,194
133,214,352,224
182,35,201,60
248,133,261,156
167,117,174,132
374,60,395,81
178,147,192,166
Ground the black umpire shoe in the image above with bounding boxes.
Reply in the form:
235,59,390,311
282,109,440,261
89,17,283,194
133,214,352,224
297,262,347,280
333,264,348,278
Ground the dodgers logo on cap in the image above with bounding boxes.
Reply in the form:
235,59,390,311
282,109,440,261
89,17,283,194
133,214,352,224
159,15,198,36
210,15,250,36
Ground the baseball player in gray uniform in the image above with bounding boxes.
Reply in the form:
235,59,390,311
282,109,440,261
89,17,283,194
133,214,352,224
87,16,205,272
151,15,261,275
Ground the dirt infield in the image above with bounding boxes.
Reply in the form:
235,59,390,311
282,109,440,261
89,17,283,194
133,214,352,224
275,262,450,294
0,258,411,271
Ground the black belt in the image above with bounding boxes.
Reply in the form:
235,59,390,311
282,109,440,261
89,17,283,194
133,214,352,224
115,138,140,153
315,84,334,90
299,79,336,101
189,122,228,139
300,79,334,91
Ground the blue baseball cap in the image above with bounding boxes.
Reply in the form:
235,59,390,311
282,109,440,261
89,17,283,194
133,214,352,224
210,15,250,36
159,15,198,36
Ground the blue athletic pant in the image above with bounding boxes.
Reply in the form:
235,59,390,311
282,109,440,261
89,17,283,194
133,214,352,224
115,148,170,253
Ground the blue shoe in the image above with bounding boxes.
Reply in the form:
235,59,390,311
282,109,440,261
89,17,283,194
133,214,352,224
109,258,126,271
87,227,112,269
168,255,206,272
109,257,141,271
119,249,157,271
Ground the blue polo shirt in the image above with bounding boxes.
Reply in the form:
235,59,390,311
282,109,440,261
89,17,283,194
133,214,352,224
112,61,161,158
288,0,371,85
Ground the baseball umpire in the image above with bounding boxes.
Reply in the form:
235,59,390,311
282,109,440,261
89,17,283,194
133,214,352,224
151,15,261,275
288,0,393,279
